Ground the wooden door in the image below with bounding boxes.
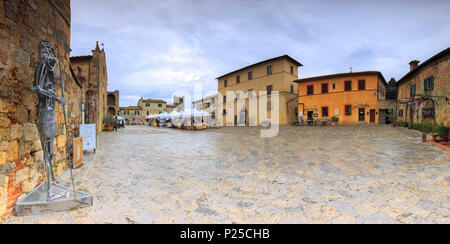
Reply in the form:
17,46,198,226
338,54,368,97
358,108,365,121
370,109,376,123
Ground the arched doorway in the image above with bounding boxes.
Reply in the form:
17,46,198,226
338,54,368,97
108,107,116,117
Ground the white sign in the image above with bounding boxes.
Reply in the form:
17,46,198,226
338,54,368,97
80,124,96,151
299,112,303,117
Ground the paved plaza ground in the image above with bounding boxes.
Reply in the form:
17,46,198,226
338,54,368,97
7,124,450,223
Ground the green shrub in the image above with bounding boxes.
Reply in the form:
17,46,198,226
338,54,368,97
397,121,408,127
438,123,449,138
331,116,339,122
404,122,447,134
103,116,118,126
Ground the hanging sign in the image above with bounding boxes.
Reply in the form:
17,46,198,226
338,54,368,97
80,124,96,151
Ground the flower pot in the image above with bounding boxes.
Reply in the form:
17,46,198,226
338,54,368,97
390,122,396,128
421,133,427,142
105,125,114,131
331,122,337,126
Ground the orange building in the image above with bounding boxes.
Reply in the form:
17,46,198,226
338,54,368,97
294,71,387,124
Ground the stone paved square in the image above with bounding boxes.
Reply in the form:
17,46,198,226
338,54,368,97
7,125,450,224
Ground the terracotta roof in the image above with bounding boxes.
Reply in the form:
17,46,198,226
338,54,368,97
396,47,450,86
216,55,303,80
140,98,167,103
119,106,142,110
294,71,387,86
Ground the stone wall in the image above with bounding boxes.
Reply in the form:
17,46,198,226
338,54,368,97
70,42,109,132
397,54,450,127
0,0,77,221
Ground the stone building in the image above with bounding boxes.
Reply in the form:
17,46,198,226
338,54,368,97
396,47,450,127
294,71,387,124
166,104,176,113
118,106,143,125
70,42,108,133
217,55,302,125
107,90,119,117
137,98,167,116
0,0,82,221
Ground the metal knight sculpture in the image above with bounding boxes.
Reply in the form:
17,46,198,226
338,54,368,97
32,41,66,200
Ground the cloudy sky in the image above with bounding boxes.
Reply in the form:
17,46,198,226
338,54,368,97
70,0,450,107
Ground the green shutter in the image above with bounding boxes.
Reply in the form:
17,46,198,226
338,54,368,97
413,84,416,96
424,78,428,91
430,108,435,119
422,108,426,119
410,86,412,97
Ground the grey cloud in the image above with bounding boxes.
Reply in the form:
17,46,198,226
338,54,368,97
71,0,450,106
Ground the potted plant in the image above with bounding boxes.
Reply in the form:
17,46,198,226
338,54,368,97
331,116,339,126
103,116,117,131
438,123,449,142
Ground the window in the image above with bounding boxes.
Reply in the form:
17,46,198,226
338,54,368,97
248,71,253,80
135,111,139,115
267,66,272,75
410,84,416,97
424,76,434,91
290,66,294,74
236,75,240,83
332,83,336,89
145,103,150,107
267,101,271,110
124,110,129,115
290,85,294,93
236,93,240,100
399,109,403,117
345,81,352,91
224,80,227,87
358,80,366,90
345,105,352,116
267,85,273,95
223,109,226,115
307,85,314,95
322,107,329,117
223,95,226,104
146,111,149,115
321,83,328,94
248,89,253,97
158,104,162,107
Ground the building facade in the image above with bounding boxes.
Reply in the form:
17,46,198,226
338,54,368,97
0,0,81,220
70,42,108,133
107,90,119,117
118,106,143,125
396,47,450,127
294,71,387,124
217,55,302,125
137,98,167,116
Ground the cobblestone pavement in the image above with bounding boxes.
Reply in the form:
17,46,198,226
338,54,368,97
6,125,450,223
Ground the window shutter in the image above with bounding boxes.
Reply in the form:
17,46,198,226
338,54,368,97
430,108,435,119
410,86,412,97
413,84,416,96
422,108,426,119
424,78,427,91
430,76,434,90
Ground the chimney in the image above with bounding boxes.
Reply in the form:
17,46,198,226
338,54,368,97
409,60,420,71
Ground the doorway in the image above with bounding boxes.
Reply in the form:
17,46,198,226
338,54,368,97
307,111,313,120
370,109,376,123
358,108,365,121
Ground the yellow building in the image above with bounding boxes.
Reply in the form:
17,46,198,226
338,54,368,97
294,71,387,124
217,55,302,125
396,47,450,127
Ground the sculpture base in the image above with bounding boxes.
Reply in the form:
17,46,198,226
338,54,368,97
14,183,93,216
